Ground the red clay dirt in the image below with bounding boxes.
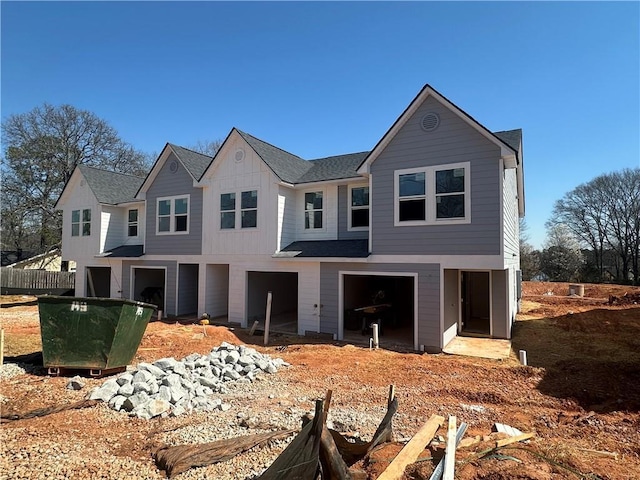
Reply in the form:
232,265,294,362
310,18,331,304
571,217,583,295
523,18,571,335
1,281,639,479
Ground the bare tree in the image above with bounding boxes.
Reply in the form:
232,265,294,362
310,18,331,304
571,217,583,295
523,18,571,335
189,139,222,157
1,104,150,253
541,224,583,282
519,218,541,280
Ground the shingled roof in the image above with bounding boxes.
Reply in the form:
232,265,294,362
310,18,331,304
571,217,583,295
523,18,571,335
494,129,522,153
78,165,144,205
168,144,213,180
296,152,370,184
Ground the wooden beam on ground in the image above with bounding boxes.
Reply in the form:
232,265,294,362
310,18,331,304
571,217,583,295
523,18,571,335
377,414,445,480
263,291,272,346
443,416,457,480
249,320,259,336
496,432,535,448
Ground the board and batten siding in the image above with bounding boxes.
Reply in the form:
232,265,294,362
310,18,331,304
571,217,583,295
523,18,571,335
319,262,441,351
59,172,101,261
337,185,369,240
101,206,125,253
503,167,520,266
371,95,502,256
278,186,297,250
145,152,203,255
122,260,177,315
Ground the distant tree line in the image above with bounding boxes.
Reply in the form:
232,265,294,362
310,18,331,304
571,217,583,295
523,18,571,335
520,168,640,285
1,103,221,257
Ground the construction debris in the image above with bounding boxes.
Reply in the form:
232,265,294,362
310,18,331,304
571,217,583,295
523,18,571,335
608,292,640,305
0,399,99,423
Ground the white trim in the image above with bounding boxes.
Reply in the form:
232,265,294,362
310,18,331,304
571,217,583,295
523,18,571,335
347,183,370,232
303,188,326,231
394,162,471,226
156,194,190,235
368,174,373,253
338,270,419,351
130,265,167,313
127,208,139,238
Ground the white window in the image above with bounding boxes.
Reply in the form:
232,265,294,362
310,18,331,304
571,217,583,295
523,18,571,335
128,209,138,237
241,190,258,228
220,193,236,229
394,162,470,226
71,209,91,236
156,195,189,234
304,191,323,229
220,190,258,230
348,185,369,230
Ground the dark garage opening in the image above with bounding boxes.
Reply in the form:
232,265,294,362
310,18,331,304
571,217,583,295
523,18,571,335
343,274,414,345
133,268,165,311
178,264,199,316
247,271,298,333
86,267,111,298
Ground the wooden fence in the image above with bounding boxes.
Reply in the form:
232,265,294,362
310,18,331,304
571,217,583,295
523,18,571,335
1,267,75,295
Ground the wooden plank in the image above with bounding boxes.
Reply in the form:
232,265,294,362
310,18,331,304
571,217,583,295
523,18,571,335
443,416,456,480
263,291,272,346
495,432,535,448
377,414,445,480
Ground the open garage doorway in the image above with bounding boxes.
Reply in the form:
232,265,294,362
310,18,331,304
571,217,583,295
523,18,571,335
342,274,415,347
247,271,298,334
177,264,198,316
132,267,166,311
86,267,110,298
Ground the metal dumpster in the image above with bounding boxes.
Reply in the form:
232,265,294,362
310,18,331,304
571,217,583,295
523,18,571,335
37,296,155,376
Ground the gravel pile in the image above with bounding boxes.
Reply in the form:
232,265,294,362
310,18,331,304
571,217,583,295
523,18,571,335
88,342,289,419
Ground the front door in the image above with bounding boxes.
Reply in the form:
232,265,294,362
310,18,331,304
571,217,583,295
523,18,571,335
461,271,490,335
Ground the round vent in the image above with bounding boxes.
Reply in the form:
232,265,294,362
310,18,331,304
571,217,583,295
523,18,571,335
420,112,440,132
169,160,179,173
234,148,245,163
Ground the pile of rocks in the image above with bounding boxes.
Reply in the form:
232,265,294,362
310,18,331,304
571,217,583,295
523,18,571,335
88,342,288,419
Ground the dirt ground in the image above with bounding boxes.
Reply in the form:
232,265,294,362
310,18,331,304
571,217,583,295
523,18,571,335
1,281,639,479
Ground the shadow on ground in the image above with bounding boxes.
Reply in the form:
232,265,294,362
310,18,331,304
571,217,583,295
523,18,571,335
511,308,640,413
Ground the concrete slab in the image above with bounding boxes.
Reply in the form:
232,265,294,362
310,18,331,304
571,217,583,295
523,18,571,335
442,337,512,360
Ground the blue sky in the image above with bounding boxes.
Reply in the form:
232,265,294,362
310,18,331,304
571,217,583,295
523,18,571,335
2,1,639,249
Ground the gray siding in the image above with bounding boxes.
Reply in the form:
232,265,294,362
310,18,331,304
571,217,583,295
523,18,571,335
319,262,441,351
491,269,508,338
371,95,502,255
145,152,203,255
337,185,369,240
178,263,199,315
443,269,459,333
122,260,177,315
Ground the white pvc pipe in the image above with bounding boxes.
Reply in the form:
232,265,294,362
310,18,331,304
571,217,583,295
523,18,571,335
372,323,379,349
519,349,528,365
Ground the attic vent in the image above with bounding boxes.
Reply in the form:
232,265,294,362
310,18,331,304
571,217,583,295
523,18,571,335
420,112,440,132
234,148,245,163
169,160,179,173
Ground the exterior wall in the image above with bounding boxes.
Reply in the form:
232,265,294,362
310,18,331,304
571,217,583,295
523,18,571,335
101,206,124,252
319,262,441,351
124,203,146,247
278,186,297,250
122,260,177,315
443,269,459,346
503,167,520,265
201,134,281,255
337,184,369,240
226,258,320,335
204,264,229,318
59,174,101,260
491,269,508,338
370,95,502,256
295,185,339,241
145,152,203,255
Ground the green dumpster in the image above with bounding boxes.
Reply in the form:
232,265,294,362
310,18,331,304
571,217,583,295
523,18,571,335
37,296,156,376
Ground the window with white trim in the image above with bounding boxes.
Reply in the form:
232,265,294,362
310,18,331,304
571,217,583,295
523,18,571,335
304,191,323,229
71,209,91,236
394,162,470,225
349,185,369,230
241,190,258,228
220,193,236,229
156,195,189,234
128,209,138,237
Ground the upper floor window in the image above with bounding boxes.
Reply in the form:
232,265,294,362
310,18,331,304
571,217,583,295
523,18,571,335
220,193,236,229
241,190,258,228
71,209,91,236
349,185,369,230
220,190,258,229
128,209,138,237
394,162,470,226
305,191,323,229
157,195,189,234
